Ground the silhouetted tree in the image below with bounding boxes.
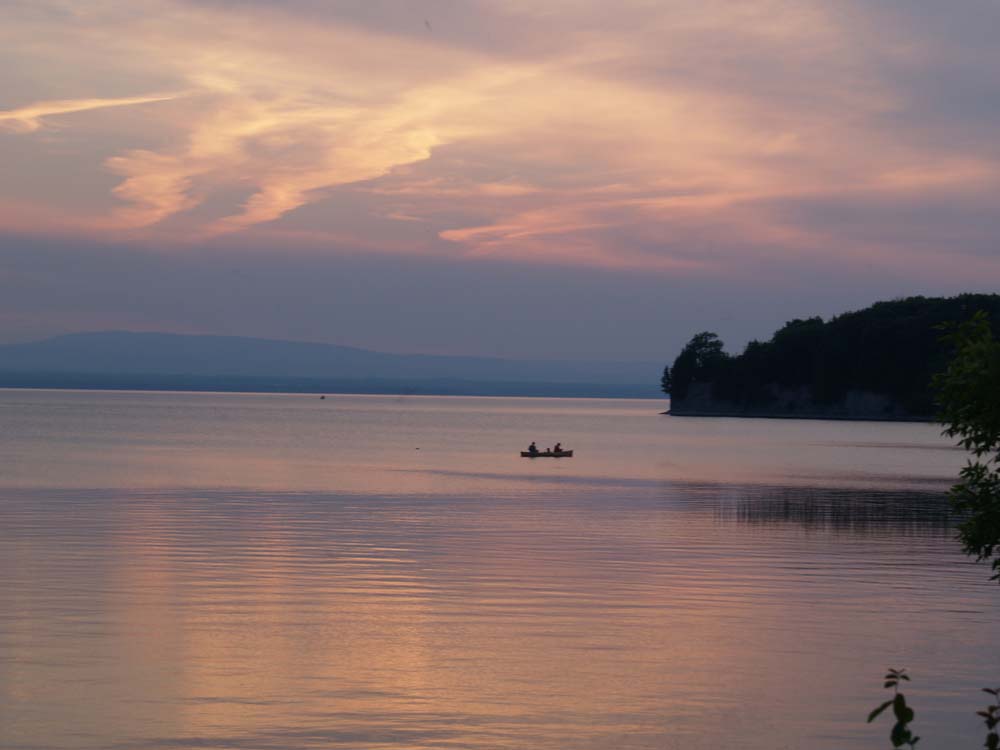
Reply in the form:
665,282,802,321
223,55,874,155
663,294,1000,415
664,331,729,400
934,311,1000,583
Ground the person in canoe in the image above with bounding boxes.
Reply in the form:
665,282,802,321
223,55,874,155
553,442,562,453
527,441,539,455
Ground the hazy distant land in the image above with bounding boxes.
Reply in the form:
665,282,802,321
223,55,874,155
0,331,662,399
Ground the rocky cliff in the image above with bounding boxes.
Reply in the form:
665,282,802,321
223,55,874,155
668,382,926,421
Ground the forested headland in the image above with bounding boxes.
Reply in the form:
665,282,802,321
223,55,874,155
663,294,1000,420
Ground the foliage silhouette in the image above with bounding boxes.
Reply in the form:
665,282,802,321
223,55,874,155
868,674,1000,748
868,668,919,747
661,331,728,400
933,311,1000,583
979,688,1000,750
663,294,1000,416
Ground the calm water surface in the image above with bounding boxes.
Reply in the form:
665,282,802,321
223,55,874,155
1,390,997,749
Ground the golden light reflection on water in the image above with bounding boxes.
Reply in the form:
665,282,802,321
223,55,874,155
1,392,997,749
1,486,996,749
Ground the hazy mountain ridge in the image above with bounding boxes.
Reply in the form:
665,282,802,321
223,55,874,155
0,331,662,397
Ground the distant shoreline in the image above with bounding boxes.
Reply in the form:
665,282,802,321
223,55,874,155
664,409,933,423
0,374,661,400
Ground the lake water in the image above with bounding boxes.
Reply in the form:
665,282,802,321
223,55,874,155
1,389,997,749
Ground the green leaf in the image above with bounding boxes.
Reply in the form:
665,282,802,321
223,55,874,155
893,694,909,720
868,700,893,723
891,722,910,747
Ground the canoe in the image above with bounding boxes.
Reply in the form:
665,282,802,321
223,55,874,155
520,450,573,458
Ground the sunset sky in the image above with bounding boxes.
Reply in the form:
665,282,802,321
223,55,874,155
2,0,999,360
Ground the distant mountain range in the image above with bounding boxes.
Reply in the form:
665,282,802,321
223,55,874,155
0,331,662,398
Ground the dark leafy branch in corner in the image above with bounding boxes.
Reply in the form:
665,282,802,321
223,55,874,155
868,674,1000,749
979,688,1000,750
933,311,1000,583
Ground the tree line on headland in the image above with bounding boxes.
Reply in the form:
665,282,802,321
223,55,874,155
662,294,1000,420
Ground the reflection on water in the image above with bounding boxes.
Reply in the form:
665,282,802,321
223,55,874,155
715,484,953,534
0,391,997,750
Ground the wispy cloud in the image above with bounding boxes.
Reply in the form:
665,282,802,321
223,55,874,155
0,0,998,282
0,93,178,133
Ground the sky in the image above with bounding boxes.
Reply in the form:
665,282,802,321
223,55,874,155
1,0,999,362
